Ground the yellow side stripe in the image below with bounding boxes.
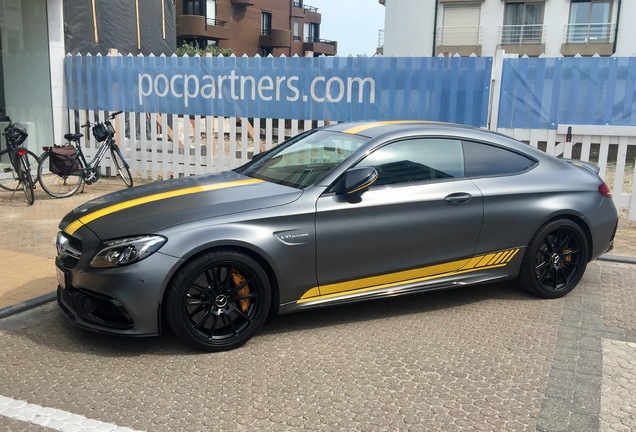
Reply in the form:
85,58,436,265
298,263,512,304
299,248,520,303
64,178,263,235
317,259,471,296
343,120,433,135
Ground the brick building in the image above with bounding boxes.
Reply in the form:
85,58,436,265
176,0,337,56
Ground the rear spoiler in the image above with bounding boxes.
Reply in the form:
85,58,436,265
564,159,600,174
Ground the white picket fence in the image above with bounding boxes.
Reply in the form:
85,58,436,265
74,110,636,220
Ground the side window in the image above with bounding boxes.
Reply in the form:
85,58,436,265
356,138,465,186
463,140,536,177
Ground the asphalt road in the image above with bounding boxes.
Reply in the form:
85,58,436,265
0,261,635,432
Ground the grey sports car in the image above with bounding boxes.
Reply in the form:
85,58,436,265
56,121,618,351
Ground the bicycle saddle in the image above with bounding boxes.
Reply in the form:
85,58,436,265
64,133,83,142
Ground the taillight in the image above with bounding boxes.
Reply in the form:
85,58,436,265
42,146,50,151
598,182,612,198
16,149,27,157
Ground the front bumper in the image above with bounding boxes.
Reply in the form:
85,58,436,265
56,251,182,336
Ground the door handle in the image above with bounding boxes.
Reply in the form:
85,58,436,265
444,192,472,203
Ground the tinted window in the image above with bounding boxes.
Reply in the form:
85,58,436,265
356,138,464,186
238,130,368,189
463,141,536,177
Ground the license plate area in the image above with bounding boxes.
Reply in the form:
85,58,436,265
56,266,69,289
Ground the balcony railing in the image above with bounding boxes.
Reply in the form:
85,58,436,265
206,18,226,27
304,37,336,46
499,24,545,45
436,26,481,46
563,23,615,44
294,1,318,12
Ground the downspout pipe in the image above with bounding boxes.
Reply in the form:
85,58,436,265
613,0,622,55
432,0,439,56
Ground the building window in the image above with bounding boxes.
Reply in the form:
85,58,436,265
306,22,319,42
184,0,202,15
206,0,216,21
439,5,481,46
293,22,301,41
502,2,544,44
261,12,272,36
184,0,215,20
567,0,611,42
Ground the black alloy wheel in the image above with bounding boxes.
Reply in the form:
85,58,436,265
165,250,271,352
519,218,588,298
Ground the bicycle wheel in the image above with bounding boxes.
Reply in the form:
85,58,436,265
37,150,83,198
18,154,35,205
110,146,133,187
0,148,39,191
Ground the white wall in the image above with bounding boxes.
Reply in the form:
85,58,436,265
48,0,66,144
615,0,636,56
383,0,437,56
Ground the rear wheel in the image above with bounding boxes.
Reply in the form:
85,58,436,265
0,149,39,191
110,146,133,187
165,250,271,352
37,150,83,198
518,219,588,298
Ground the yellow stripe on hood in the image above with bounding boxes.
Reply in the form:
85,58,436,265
64,178,263,235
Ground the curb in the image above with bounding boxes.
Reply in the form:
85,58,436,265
598,254,636,265
0,292,56,320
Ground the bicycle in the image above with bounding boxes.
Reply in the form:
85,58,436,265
0,116,37,205
37,111,133,198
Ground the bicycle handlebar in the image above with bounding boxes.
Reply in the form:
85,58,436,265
81,111,123,128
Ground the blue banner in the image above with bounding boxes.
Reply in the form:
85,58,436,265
66,55,492,127
499,57,636,129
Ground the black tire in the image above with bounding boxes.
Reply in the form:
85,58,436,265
0,149,39,192
518,219,588,298
165,250,271,352
37,150,83,198
18,155,35,205
110,146,133,187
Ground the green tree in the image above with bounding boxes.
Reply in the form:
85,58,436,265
176,44,233,57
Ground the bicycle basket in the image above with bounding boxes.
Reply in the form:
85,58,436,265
49,146,80,176
92,123,110,142
5,123,28,147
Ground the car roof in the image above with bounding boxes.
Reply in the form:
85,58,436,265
321,120,547,159
323,121,480,139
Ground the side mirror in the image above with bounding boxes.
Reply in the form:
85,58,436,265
342,167,378,196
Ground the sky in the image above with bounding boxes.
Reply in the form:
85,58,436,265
309,0,386,57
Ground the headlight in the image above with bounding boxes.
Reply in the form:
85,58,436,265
90,235,167,268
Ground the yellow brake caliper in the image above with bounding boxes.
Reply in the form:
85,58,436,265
232,270,251,314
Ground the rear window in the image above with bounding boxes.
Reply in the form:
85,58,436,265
463,141,536,177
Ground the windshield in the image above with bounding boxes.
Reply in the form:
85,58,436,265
236,130,369,189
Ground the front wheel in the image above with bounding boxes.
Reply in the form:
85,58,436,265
165,250,272,352
110,146,133,187
517,219,588,298
37,150,83,198
18,155,34,205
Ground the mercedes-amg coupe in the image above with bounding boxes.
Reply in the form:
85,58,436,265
55,121,618,351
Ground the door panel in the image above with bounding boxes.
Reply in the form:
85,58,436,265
315,180,483,292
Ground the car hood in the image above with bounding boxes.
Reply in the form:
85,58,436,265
59,171,302,239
